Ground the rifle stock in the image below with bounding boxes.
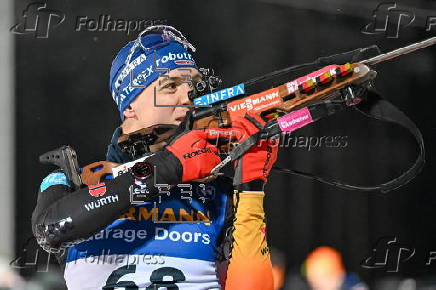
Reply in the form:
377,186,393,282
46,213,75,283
192,62,376,129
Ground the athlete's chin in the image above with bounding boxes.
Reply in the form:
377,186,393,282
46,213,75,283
174,116,186,125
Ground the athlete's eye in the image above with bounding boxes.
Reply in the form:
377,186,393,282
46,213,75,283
163,82,177,90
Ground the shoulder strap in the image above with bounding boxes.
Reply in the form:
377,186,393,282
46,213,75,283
273,92,425,193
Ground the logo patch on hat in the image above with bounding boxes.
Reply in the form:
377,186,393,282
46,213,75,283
175,60,195,65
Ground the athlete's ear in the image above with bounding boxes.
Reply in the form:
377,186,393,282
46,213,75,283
123,105,136,119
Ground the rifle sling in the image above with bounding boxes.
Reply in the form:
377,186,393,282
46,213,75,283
273,92,425,193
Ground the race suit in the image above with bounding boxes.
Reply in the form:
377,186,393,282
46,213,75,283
32,127,273,289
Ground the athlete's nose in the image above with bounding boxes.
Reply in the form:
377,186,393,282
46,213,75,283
178,82,193,106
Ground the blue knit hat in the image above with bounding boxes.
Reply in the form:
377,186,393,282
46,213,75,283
109,25,198,120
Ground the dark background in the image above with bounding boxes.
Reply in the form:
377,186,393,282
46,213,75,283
14,0,436,287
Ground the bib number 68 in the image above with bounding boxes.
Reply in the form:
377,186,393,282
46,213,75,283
104,265,186,289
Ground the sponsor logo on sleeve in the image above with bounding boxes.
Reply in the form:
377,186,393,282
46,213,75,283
88,183,107,197
84,195,119,211
40,172,70,192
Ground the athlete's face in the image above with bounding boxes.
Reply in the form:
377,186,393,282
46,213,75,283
123,67,201,128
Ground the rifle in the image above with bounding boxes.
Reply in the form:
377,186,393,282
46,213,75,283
40,37,436,192
191,37,436,129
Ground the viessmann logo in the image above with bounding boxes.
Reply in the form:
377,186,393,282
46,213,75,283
228,89,280,112
227,88,281,119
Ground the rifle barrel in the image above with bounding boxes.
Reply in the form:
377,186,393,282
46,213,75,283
362,36,436,65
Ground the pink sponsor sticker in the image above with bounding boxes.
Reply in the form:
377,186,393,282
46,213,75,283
285,65,337,94
278,107,313,133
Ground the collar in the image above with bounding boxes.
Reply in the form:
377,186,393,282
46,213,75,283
105,127,132,163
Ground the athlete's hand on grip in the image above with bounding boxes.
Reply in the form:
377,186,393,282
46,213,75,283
164,128,223,183
146,111,238,185
231,114,279,190
152,112,278,187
